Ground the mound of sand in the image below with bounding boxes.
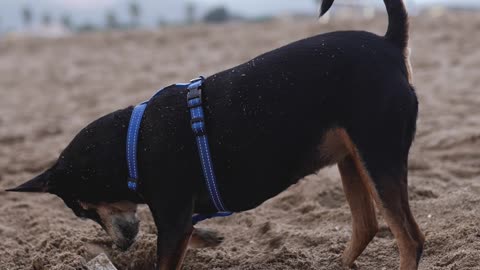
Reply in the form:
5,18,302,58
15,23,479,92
0,11,479,270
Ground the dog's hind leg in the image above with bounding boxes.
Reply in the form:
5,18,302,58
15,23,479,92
347,133,424,269
338,153,378,267
366,162,424,270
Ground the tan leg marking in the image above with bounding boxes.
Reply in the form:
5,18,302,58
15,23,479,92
335,129,379,267
176,229,193,270
317,129,350,165
338,155,378,267
374,178,425,270
337,129,381,203
337,129,424,269
157,228,193,270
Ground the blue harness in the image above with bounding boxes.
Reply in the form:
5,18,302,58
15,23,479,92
126,77,232,224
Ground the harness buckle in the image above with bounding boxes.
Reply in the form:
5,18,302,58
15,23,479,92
189,76,205,85
187,90,201,101
187,76,204,101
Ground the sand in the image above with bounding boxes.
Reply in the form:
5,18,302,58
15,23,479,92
0,11,479,270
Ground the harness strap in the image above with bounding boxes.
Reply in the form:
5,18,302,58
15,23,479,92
126,85,169,191
126,77,232,224
187,78,231,216
126,101,148,191
187,77,232,225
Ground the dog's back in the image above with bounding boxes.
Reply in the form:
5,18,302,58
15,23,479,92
200,32,416,207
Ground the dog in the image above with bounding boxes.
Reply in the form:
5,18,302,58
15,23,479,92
8,0,425,269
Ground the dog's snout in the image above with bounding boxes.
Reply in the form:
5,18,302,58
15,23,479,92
110,215,139,250
115,216,139,241
84,202,140,251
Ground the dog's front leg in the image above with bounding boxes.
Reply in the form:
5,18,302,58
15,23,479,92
155,224,193,270
149,198,194,270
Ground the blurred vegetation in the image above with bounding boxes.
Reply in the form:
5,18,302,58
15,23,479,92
106,11,120,29
41,13,52,27
203,6,231,23
129,2,141,28
76,23,96,33
185,2,196,25
61,14,73,30
12,2,268,34
22,6,33,28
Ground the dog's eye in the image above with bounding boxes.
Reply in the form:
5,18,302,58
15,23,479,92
77,213,88,220
72,206,89,219
62,198,102,224
82,208,102,224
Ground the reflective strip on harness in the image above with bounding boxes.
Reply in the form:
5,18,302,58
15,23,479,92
125,77,232,224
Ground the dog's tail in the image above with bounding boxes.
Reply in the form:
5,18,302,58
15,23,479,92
320,0,409,50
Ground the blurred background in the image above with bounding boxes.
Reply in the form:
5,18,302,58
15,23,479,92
0,0,479,36
0,1,479,270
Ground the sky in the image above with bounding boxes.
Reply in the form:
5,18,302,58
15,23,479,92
0,0,478,30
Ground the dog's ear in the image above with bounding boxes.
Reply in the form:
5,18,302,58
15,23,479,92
6,171,50,193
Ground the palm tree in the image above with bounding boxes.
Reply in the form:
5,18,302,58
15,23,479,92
61,14,73,30
128,2,140,28
106,11,119,29
185,2,196,25
42,13,52,27
22,7,33,28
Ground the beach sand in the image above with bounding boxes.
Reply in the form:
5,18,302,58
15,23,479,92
0,11,479,270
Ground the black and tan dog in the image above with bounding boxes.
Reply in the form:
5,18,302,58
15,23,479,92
8,0,425,269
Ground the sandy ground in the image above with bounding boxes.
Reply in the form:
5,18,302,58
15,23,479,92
0,11,479,270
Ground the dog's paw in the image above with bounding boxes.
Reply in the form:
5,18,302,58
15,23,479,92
189,227,224,248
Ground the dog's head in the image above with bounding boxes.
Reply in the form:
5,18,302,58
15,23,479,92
7,109,141,250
